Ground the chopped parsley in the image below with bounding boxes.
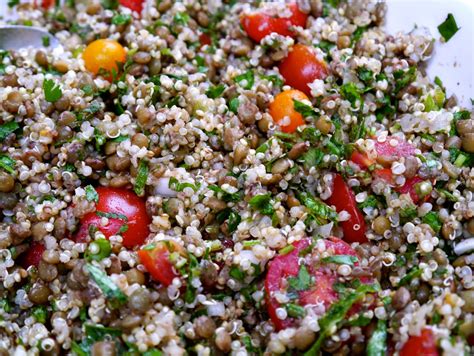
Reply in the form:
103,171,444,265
173,12,190,26
0,155,16,174
393,67,416,94
96,211,128,221
437,13,460,42
0,122,20,142
85,185,99,203
206,84,225,99
322,255,358,266
216,208,241,233
228,97,240,114
293,99,318,118
208,185,241,202
43,79,62,103
234,70,255,90
367,319,387,356
398,266,422,287
111,13,132,26
422,211,442,233
288,265,311,291
248,194,275,216
86,264,127,308
297,191,338,224
85,239,112,262
168,177,200,192
340,82,363,107
42,36,50,47
133,160,148,196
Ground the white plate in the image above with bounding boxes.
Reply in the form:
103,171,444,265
385,0,474,107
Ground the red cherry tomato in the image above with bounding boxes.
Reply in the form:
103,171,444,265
119,0,143,13
137,241,185,286
34,0,54,8
350,151,376,169
265,237,370,330
397,176,430,204
400,329,439,356
241,3,308,43
199,33,212,47
373,168,395,185
325,174,367,243
75,187,151,248
375,137,416,167
19,241,45,268
279,44,329,96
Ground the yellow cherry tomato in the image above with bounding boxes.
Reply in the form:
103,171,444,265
269,89,309,133
82,39,127,76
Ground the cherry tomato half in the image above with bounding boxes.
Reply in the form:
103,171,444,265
138,241,185,286
82,39,127,77
18,241,45,269
265,237,371,330
269,89,308,133
279,44,329,96
241,3,308,43
75,187,151,248
34,0,54,8
374,170,429,205
350,151,376,169
400,329,439,356
119,0,144,13
326,174,367,243
375,137,416,167
199,33,212,47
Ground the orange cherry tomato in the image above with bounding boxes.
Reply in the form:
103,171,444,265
83,39,127,77
241,3,308,43
400,329,438,356
279,44,329,96
138,241,185,286
326,174,367,243
75,187,151,248
269,89,308,133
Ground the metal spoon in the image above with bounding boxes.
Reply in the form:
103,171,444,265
0,25,59,50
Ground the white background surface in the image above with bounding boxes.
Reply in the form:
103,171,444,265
0,0,473,106
384,0,474,107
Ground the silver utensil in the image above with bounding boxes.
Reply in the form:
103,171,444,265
0,25,59,50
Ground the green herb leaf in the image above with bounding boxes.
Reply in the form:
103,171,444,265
422,211,442,233
100,0,118,10
85,239,112,261
96,211,128,221
32,306,48,323
322,255,358,266
206,84,225,99
438,13,460,42
111,13,132,26
400,205,418,220
216,208,241,233
86,264,127,307
357,195,379,210
297,191,338,224
134,160,148,196
367,319,387,356
260,74,283,88
340,82,363,107
248,194,275,216
304,283,379,356
85,101,101,114
85,185,99,203
303,148,324,169
293,99,318,118
351,26,368,45
357,67,374,83
229,266,245,281
234,70,254,90
398,266,422,287
208,185,241,202
174,12,190,25
288,265,311,291
0,155,16,174
229,97,240,114
168,177,200,192
286,303,306,318
43,79,62,103
42,36,50,47
0,122,19,142
7,0,20,7
393,67,416,94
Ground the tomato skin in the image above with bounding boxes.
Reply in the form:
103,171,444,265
279,44,329,96
34,0,54,8
199,33,212,47
82,39,127,77
119,0,143,13
326,174,367,243
241,3,308,43
138,241,184,286
351,151,375,169
397,176,429,204
75,187,151,248
269,89,308,133
265,237,367,330
400,329,438,356
19,241,45,268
